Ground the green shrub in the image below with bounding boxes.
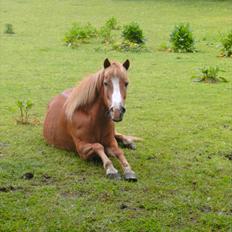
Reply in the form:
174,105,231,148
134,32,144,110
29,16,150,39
192,66,227,83
64,23,97,47
4,24,15,34
170,23,195,52
221,31,232,57
122,22,145,44
105,17,120,30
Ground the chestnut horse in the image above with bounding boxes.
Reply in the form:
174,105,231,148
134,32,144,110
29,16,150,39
43,59,139,181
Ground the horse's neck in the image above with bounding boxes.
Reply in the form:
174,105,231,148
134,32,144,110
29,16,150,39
91,97,109,120
80,97,113,136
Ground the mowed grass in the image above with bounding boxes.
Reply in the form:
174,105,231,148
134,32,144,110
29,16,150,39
0,0,232,231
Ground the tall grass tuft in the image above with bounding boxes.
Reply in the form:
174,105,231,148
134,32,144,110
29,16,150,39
220,30,232,57
4,24,15,34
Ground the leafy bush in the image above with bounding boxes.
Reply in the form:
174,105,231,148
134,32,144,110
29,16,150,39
221,31,232,57
64,23,97,47
105,17,120,30
4,24,15,34
170,23,195,52
122,22,145,44
192,66,227,83
16,100,33,124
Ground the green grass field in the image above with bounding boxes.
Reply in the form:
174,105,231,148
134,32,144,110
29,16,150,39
0,0,232,231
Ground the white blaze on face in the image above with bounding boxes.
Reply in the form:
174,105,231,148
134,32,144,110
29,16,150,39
111,77,122,109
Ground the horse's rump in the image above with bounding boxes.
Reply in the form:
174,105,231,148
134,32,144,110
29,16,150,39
43,92,75,151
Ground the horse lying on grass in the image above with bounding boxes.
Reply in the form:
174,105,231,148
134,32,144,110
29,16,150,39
43,58,140,181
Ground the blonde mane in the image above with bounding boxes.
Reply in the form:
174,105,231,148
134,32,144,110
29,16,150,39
64,62,125,121
65,70,103,120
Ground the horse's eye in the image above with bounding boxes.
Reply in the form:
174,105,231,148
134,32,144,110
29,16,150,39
125,82,129,87
104,82,108,86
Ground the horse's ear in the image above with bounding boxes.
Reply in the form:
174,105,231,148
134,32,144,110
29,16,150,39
103,58,111,69
123,59,130,70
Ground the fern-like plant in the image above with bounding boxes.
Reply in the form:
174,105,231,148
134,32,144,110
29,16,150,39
192,66,227,83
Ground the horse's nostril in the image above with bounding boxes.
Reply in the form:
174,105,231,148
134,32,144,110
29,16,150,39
121,106,126,113
109,107,113,112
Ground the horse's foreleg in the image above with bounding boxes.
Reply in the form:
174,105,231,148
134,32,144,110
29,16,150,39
73,140,121,180
115,132,142,150
108,146,137,182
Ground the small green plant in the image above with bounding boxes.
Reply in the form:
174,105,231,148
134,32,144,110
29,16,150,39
4,24,15,34
105,17,120,30
122,22,145,44
220,31,232,57
192,66,227,83
170,23,195,52
64,23,97,47
112,40,147,52
158,42,171,52
98,17,120,44
98,26,113,44
16,100,33,124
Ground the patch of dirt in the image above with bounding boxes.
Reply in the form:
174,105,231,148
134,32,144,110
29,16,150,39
60,191,79,199
42,174,51,180
146,155,157,160
41,174,54,185
199,205,212,213
224,152,232,161
22,172,34,180
120,203,128,209
119,203,146,211
0,186,22,192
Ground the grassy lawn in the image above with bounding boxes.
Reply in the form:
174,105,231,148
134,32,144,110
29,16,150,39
0,0,232,231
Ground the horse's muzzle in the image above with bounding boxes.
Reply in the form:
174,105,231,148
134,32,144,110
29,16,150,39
109,106,126,122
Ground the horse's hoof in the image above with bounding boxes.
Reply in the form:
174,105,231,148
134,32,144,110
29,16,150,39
127,143,136,150
106,172,121,180
124,172,137,182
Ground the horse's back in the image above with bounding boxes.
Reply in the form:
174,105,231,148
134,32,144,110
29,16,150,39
43,90,75,151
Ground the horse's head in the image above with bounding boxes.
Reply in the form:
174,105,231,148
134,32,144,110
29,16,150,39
101,58,130,122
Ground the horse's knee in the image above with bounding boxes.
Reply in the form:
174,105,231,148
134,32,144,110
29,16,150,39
92,143,104,153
